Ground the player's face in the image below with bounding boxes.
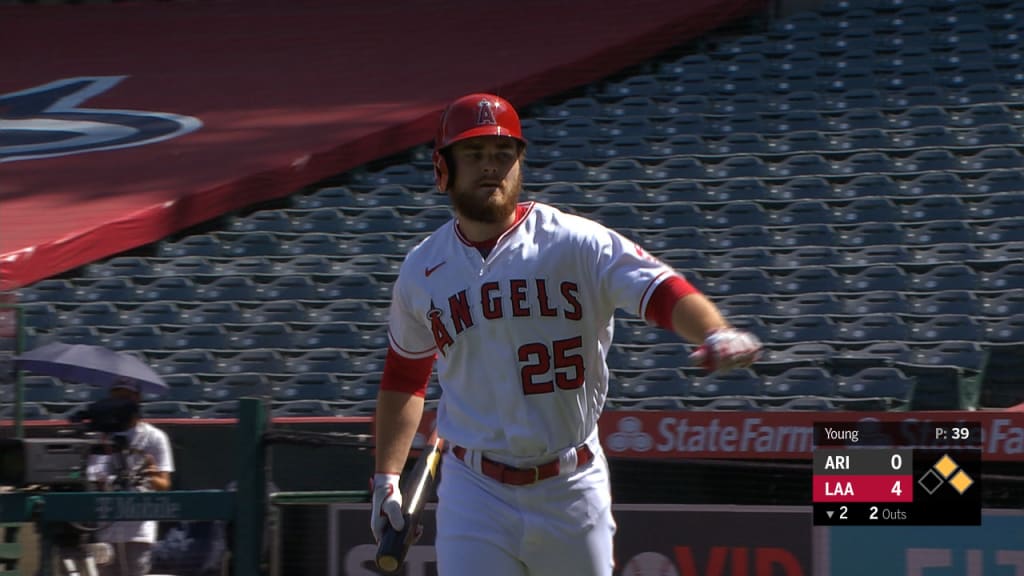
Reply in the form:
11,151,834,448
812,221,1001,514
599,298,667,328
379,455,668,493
448,136,522,224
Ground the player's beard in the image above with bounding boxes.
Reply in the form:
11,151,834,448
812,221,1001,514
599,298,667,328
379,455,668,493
449,169,522,224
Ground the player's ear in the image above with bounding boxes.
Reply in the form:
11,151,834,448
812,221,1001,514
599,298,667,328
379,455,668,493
434,149,456,193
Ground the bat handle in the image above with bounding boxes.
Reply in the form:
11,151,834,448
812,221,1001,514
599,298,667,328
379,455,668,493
375,514,413,574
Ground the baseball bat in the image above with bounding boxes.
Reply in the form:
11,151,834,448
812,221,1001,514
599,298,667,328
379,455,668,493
375,425,445,574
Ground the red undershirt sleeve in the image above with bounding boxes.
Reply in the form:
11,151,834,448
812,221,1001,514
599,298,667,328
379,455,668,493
644,275,699,332
380,346,434,397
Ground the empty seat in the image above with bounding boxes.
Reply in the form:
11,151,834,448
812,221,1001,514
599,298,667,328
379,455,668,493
272,400,336,418
774,267,843,295
902,195,967,222
705,226,771,249
843,264,909,291
910,291,981,317
717,247,773,269
909,243,981,264
909,341,987,371
689,369,762,397
86,256,154,278
74,278,136,303
837,222,904,247
770,201,834,226
840,245,911,266
293,323,362,349
711,179,770,201
909,264,979,291
125,302,183,326
152,255,216,276
907,173,969,200
837,152,895,175
141,401,194,419
895,125,959,148
135,277,198,302
228,323,294,349
976,220,1024,244
978,260,1024,289
318,276,388,300
905,221,975,245
152,349,217,375
986,314,1024,343
159,235,223,258
216,349,285,374
910,315,983,341
981,291,1024,317
657,249,708,270
836,128,892,151
704,202,767,227
834,197,899,225
836,316,910,341
843,291,911,315
836,367,915,404
770,316,837,343
197,276,257,301
973,170,1024,194
181,302,243,325
164,325,230,350
775,177,833,200
969,192,1024,219
964,147,1024,170
201,374,270,402
254,276,318,301
62,302,121,327
835,174,900,198
716,294,774,317
699,269,774,296
774,293,843,316
763,367,836,397
773,153,833,177
773,246,841,267
617,369,690,398
103,326,163,351
285,349,353,373
773,224,836,247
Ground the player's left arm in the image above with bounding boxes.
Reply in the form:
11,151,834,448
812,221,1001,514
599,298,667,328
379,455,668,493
143,427,174,491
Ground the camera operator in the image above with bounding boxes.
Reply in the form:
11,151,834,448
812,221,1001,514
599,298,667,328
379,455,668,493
85,379,174,576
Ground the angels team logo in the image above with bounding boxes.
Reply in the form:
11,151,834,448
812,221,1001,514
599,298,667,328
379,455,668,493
476,99,497,126
1,76,202,162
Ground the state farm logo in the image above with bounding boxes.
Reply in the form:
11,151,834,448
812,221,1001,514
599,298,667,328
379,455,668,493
607,416,653,453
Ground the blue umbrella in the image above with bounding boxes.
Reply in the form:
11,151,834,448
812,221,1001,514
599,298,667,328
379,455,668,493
14,341,167,395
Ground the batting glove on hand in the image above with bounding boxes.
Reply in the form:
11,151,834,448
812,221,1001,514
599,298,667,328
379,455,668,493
371,473,405,543
689,328,762,374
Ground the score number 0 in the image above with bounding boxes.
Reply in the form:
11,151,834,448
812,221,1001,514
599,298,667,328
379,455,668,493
834,453,906,521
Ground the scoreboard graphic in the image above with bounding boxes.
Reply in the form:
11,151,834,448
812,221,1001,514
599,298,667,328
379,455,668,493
812,421,982,526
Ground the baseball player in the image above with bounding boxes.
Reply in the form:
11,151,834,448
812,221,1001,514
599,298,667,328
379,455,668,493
371,93,762,575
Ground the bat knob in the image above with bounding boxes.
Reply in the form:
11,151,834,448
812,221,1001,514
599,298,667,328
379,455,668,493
376,518,412,574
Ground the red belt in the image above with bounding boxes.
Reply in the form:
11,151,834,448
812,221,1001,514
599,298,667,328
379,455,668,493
451,444,593,486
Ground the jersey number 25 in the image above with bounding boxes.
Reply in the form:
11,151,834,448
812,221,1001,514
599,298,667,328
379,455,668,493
518,336,585,395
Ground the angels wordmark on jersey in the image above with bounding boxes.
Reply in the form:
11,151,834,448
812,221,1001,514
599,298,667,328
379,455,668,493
388,201,682,459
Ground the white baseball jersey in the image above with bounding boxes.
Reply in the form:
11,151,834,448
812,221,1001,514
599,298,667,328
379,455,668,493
387,201,677,463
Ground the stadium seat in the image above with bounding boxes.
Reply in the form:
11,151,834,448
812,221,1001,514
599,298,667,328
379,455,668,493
835,174,900,198
54,325,101,346
769,315,837,343
181,302,243,325
773,224,837,248
216,349,285,374
837,151,895,175
713,133,769,155
909,243,981,264
837,222,905,247
840,246,911,266
972,169,1024,194
909,291,981,317
201,374,270,402
770,397,838,411
981,291,1024,317
833,197,899,225
103,326,162,351
272,400,336,418
74,278,136,303
271,255,333,276
962,123,1024,146
909,341,988,372
136,277,198,302
835,367,915,409
284,349,353,374
689,369,762,398
151,349,217,376
905,221,976,245
763,367,836,398
902,196,968,222
716,294,774,317
909,264,979,291
21,303,58,330
774,293,843,316
769,200,834,226
699,268,774,296
969,192,1024,219
775,176,833,200
710,156,769,179
759,343,836,366
976,220,1024,244
986,314,1024,343
773,133,830,156
293,323,361,349
124,302,182,326
228,323,294,349
141,401,194,419
164,325,230,350
617,368,690,398
773,246,841,267
843,291,911,315
773,267,843,295
0,402,52,421
212,256,273,275
852,341,913,364
910,315,983,342
196,276,257,302
964,147,1024,170
836,128,892,151
836,316,910,341
844,265,909,292
716,247,773,269
704,202,767,227
701,397,762,411
196,401,241,419
61,302,121,327
159,235,223,258
254,276,318,301
20,375,66,404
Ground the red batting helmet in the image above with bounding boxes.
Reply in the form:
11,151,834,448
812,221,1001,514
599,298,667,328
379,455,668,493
432,93,526,191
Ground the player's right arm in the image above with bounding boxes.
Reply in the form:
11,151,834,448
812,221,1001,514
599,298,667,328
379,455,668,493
374,358,429,474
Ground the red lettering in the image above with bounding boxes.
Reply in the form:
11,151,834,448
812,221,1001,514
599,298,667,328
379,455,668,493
535,279,557,317
561,281,581,320
448,290,473,334
519,342,553,395
510,279,530,317
756,548,803,576
481,282,502,319
675,546,729,576
732,547,749,576
429,311,453,356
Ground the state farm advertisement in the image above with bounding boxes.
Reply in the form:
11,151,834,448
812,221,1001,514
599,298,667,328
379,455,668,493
327,504,811,576
598,411,1024,462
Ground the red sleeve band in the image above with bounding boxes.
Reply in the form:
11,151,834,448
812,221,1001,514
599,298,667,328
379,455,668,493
380,346,434,397
644,275,699,332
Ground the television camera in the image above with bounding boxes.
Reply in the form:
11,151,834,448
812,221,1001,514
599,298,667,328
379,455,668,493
0,396,148,575
0,396,144,491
